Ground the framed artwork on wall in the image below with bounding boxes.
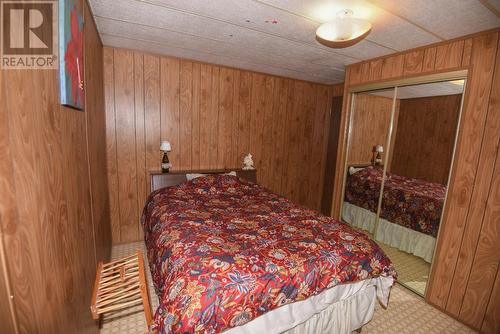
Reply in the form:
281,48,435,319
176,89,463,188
59,0,84,110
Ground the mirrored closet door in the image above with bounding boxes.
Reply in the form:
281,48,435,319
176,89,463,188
340,77,466,296
342,88,394,235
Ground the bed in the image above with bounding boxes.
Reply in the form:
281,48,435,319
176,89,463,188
142,173,396,333
342,166,446,262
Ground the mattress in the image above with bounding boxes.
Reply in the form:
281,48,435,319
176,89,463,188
141,174,396,333
345,166,445,237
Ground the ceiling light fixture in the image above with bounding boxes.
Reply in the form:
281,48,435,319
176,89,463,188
316,9,372,48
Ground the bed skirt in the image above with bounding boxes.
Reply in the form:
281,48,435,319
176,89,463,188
225,276,393,334
342,202,435,263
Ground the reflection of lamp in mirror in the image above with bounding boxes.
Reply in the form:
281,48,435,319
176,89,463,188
374,145,384,166
160,141,172,173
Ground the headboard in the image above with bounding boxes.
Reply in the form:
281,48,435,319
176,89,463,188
149,169,257,192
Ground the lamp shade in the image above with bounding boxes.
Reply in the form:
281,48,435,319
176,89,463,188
160,141,171,152
316,10,372,48
375,145,384,153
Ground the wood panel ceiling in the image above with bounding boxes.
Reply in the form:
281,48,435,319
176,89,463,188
88,0,500,84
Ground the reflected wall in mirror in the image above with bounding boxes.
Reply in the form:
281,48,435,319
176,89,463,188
342,88,394,235
341,78,466,297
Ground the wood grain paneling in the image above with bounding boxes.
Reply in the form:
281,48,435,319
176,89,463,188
403,50,425,75
105,47,333,243
0,244,16,333
451,34,500,329
0,65,20,334
236,71,253,163
161,58,181,169
462,39,473,67
311,85,334,208
271,78,291,194
367,59,384,82
114,50,139,243
331,28,500,332
381,54,404,80
0,1,111,332
347,94,394,165
134,53,146,240
390,95,462,184
103,48,121,244
348,63,363,85
422,47,437,72
427,32,498,311
459,143,500,329
144,55,161,175
85,1,112,263
435,40,465,70
218,67,235,170
482,266,500,333
180,60,193,169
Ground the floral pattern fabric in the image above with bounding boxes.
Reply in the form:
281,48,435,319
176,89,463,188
142,175,396,333
345,166,445,237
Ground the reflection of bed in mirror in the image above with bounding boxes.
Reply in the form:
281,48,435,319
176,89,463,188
340,78,466,296
342,165,445,263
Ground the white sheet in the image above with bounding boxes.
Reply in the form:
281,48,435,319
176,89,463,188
225,276,394,334
186,171,237,180
342,201,435,263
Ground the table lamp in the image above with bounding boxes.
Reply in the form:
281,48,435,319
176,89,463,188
160,141,172,173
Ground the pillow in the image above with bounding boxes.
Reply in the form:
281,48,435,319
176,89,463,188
186,171,236,181
349,166,366,175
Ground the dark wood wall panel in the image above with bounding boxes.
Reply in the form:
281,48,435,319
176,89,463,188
403,50,425,75
331,29,500,333
134,53,146,240
103,48,121,245
347,95,394,165
114,50,139,243
427,32,498,314
390,94,462,184
321,85,344,215
422,47,437,72
84,2,112,263
104,47,333,244
435,40,465,70
0,65,20,334
460,143,500,329
0,1,111,333
482,266,500,333
453,34,500,329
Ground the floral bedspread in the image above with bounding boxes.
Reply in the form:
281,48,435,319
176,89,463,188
142,175,396,333
344,166,384,214
344,166,445,237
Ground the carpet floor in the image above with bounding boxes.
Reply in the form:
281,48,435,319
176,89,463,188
99,242,474,334
376,241,430,296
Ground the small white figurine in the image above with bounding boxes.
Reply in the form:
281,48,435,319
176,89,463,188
242,153,255,170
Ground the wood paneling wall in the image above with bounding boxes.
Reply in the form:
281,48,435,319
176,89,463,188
347,94,394,165
84,1,112,268
331,29,500,333
390,94,462,184
104,47,334,244
0,1,111,333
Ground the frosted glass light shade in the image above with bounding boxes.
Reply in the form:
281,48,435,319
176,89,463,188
160,141,171,152
316,10,372,48
375,145,384,153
